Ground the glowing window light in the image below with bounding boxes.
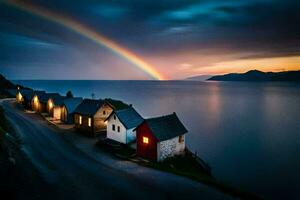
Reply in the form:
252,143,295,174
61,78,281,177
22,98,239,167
79,115,82,125
88,118,92,127
143,136,149,144
48,100,53,109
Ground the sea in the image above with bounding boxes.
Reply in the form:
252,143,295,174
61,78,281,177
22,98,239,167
13,80,300,200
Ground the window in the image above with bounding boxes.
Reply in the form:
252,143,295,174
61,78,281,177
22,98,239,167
117,126,120,132
113,115,116,120
79,115,82,125
88,118,92,127
179,135,184,143
143,137,149,144
103,110,106,115
112,124,115,131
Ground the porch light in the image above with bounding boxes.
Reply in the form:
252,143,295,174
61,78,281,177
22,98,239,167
143,136,149,144
48,101,53,109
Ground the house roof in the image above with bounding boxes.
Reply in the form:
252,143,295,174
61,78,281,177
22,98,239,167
39,93,61,103
73,99,104,116
63,97,83,114
104,98,130,111
143,113,188,141
49,96,66,106
23,90,45,101
107,107,143,129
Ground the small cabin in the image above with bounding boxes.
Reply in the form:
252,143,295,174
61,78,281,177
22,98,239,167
106,107,143,144
61,97,83,124
73,99,106,136
136,113,188,162
31,91,47,112
15,89,33,104
38,93,61,113
74,98,130,136
47,96,66,119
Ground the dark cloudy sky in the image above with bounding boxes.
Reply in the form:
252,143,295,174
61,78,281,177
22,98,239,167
1,0,300,80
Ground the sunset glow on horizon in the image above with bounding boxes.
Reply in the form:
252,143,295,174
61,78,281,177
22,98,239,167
1,0,300,80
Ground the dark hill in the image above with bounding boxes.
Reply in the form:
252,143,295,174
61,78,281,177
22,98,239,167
208,70,300,81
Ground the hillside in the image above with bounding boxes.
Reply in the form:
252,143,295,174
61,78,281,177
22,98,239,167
185,75,212,81
208,70,300,81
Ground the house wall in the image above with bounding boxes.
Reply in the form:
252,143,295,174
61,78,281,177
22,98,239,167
136,122,158,161
53,106,61,119
157,135,185,162
107,114,127,143
47,99,54,115
61,106,67,122
74,113,94,136
94,103,113,131
16,92,23,103
32,95,40,112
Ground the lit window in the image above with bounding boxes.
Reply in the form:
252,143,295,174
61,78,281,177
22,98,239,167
34,96,38,103
179,135,184,143
88,118,92,127
117,126,120,132
143,137,149,144
79,115,82,125
112,124,115,131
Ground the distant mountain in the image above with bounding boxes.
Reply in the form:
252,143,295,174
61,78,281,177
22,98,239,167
185,75,212,81
207,70,300,81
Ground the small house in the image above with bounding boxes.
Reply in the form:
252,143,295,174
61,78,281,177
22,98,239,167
136,113,188,162
106,106,143,144
15,89,33,104
74,98,130,136
31,91,47,112
74,99,106,136
47,95,66,119
61,97,83,124
32,93,60,113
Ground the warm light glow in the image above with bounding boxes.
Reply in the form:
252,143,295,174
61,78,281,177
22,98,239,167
34,96,38,103
88,118,91,127
143,136,149,144
5,0,165,80
48,100,53,109
79,115,82,125
17,92,22,102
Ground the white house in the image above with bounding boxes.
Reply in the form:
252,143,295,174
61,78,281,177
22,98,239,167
106,107,143,144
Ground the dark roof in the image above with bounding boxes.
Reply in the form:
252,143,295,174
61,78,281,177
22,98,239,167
63,97,83,114
143,113,188,141
110,107,143,129
40,93,61,103
23,90,45,101
74,99,104,116
104,98,130,110
50,96,66,106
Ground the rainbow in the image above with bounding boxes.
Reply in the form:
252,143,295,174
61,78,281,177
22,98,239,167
4,0,165,80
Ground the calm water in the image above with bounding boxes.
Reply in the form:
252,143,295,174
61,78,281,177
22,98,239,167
14,80,300,199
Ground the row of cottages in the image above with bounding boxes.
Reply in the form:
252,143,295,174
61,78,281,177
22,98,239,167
13,89,188,162
73,98,130,136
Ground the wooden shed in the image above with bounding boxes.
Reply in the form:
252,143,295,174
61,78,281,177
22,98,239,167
136,113,188,162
